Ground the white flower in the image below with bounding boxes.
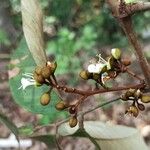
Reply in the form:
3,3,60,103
87,54,108,73
88,63,106,73
18,73,36,90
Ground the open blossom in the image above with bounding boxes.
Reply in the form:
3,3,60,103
18,73,36,90
87,54,108,73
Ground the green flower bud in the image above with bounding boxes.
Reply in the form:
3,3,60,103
111,48,121,60
79,70,92,80
40,93,50,106
69,116,78,128
141,95,150,103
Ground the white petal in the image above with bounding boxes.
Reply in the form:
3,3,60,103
18,78,35,90
88,63,106,73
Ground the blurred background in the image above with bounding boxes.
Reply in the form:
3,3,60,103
0,0,150,149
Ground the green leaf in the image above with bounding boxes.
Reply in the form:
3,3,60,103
0,112,19,139
9,38,68,122
58,121,148,150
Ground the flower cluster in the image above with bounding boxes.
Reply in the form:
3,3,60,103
79,48,131,88
121,89,150,117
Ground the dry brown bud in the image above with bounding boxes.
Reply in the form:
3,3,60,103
69,116,78,128
41,66,52,79
55,101,67,111
121,59,131,66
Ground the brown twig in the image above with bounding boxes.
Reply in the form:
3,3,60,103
126,68,144,83
52,82,145,96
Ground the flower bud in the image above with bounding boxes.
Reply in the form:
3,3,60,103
79,70,92,80
40,93,50,106
69,107,76,114
35,66,42,75
137,103,145,111
125,89,136,98
126,105,139,117
69,116,78,128
55,101,67,111
121,59,131,66
111,48,121,60
47,61,57,73
41,66,52,79
141,95,150,103
34,73,45,84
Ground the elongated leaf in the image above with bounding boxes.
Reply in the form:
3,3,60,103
0,112,19,140
58,121,148,150
21,0,47,66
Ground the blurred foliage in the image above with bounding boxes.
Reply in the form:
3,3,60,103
0,29,10,46
9,0,150,47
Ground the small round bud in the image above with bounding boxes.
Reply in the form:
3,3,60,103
121,59,131,66
69,107,76,114
126,105,139,117
41,66,52,79
137,103,145,111
40,93,50,106
55,101,67,111
79,70,91,80
141,95,150,103
111,48,121,60
69,116,78,128
35,66,42,75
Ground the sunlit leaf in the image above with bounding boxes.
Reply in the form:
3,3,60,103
21,0,47,66
58,121,148,150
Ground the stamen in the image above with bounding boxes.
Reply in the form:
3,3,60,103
96,54,107,64
22,73,34,79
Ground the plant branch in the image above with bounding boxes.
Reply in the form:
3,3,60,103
126,2,150,16
52,82,145,96
107,0,150,88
